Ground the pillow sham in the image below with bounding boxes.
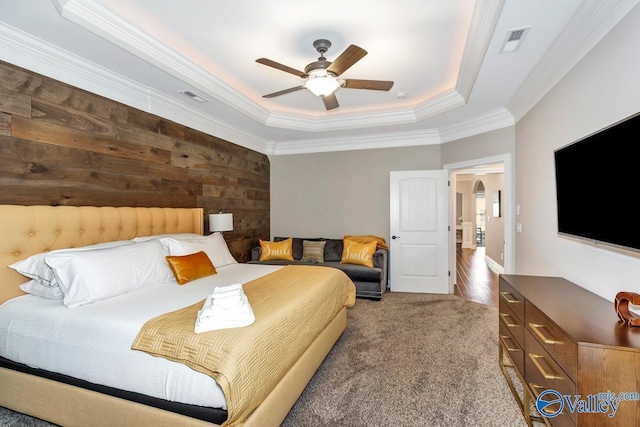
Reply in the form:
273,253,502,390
131,233,204,244
161,232,237,268
9,240,133,287
259,238,294,261
166,251,217,285
301,240,326,263
19,280,63,300
340,239,377,268
45,239,175,308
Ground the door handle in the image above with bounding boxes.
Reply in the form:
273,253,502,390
392,235,400,239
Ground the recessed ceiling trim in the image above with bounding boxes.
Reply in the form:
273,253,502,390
265,108,418,132
53,0,272,124
438,108,514,143
0,21,269,154
269,129,441,156
456,0,506,99
506,0,635,122
413,90,466,121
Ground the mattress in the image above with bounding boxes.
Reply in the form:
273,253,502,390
0,263,283,410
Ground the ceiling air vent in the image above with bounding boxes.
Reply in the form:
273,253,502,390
179,90,208,103
500,26,531,53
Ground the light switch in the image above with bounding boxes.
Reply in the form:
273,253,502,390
516,223,522,233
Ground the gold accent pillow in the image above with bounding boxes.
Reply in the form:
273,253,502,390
166,251,217,285
259,238,294,261
343,235,389,249
341,239,377,268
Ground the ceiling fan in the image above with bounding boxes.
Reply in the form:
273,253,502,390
256,39,394,111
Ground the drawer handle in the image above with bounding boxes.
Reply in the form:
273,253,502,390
499,335,521,353
529,323,562,345
499,313,519,328
500,291,520,304
529,383,560,415
528,353,563,380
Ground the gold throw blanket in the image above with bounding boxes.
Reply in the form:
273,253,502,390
131,265,356,426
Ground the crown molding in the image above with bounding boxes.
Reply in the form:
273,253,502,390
0,21,269,154
52,0,272,125
439,108,514,143
456,0,506,100
268,129,441,155
507,0,638,123
51,0,503,133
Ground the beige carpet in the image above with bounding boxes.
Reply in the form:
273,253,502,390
0,293,530,427
281,292,529,427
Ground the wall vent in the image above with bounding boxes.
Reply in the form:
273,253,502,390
179,90,208,103
500,26,531,53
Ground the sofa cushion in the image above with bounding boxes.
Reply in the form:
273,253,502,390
323,262,382,282
323,239,344,262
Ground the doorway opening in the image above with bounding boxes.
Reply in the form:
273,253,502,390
473,181,486,247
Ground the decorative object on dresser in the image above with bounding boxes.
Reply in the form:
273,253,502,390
614,291,640,327
498,274,640,427
248,236,388,300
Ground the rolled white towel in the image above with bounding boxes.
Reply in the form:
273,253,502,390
195,293,255,333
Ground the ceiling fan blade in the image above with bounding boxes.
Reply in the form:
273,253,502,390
327,45,367,76
322,93,339,110
342,79,394,91
256,58,307,78
262,85,306,98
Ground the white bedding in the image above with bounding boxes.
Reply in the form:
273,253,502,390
0,263,282,410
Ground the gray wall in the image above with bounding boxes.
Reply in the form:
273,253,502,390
514,3,640,301
270,125,515,246
270,144,441,242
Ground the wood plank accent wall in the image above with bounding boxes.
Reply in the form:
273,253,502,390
0,61,269,262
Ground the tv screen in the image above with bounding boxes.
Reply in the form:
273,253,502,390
554,112,640,253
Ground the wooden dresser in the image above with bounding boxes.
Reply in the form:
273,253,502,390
498,274,640,427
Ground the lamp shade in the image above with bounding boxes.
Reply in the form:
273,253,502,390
305,69,340,97
209,213,233,232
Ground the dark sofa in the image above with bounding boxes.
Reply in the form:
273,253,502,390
247,237,388,300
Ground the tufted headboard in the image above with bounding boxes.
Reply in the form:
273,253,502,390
0,205,204,304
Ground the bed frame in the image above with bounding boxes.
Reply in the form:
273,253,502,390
0,205,347,427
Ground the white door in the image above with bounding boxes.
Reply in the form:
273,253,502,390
390,170,449,293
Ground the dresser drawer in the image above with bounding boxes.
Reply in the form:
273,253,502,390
499,320,524,374
525,330,576,424
499,298,525,348
525,301,577,381
499,277,525,323
529,382,576,427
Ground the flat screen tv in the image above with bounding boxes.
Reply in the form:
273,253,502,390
554,112,640,253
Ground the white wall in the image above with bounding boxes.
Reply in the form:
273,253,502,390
515,3,640,301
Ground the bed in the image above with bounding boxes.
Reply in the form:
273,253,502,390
0,205,356,427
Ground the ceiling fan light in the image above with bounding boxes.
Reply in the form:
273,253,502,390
305,70,340,97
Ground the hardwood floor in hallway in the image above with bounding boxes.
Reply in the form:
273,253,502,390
454,245,499,307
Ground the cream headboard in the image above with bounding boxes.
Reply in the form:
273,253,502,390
0,205,204,304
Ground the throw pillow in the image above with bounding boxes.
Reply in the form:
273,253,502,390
259,238,294,261
341,239,377,267
343,234,389,249
301,240,326,263
166,251,217,285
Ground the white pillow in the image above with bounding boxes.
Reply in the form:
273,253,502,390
162,232,237,268
131,233,204,244
9,240,133,287
19,280,63,300
45,239,175,308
